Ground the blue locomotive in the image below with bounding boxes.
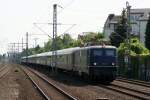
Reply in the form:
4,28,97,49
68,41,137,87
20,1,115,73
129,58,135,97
21,45,117,83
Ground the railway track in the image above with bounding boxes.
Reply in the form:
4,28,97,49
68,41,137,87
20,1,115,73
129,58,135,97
0,65,6,72
98,83,150,100
0,63,7,71
21,66,77,100
19,65,150,100
0,65,10,79
116,77,150,88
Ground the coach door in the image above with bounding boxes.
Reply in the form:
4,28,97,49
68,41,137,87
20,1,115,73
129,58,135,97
72,53,75,71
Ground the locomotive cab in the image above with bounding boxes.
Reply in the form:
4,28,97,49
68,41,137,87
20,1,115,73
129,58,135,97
88,46,117,82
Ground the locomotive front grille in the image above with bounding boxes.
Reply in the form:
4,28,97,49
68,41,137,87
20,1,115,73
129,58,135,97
89,66,117,76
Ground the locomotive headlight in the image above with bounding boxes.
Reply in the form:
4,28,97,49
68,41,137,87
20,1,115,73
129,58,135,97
112,62,115,66
93,62,97,66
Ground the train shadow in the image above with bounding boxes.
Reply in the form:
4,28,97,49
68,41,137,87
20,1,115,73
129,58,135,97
46,71,90,87
35,67,111,87
25,64,112,87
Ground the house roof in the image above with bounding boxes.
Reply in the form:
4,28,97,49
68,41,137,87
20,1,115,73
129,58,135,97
107,14,121,24
131,8,150,14
138,15,149,21
107,9,150,22
109,16,121,24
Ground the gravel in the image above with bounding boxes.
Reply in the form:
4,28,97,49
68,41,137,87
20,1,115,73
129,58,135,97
0,63,45,100
113,80,150,94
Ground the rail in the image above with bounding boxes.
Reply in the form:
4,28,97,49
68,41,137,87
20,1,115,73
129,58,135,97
21,66,77,100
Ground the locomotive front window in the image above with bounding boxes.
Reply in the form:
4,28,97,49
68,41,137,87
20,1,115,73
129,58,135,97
105,49,115,56
93,50,103,56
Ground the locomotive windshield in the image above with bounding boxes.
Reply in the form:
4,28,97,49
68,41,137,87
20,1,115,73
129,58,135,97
93,50,103,56
92,49,116,56
105,49,116,56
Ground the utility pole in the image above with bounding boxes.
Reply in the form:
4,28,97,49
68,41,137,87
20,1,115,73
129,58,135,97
8,42,26,63
139,21,141,42
126,1,131,78
34,38,39,48
13,43,16,62
17,42,19,63
26,32,28,63
52,4,57,73
22,38,23,53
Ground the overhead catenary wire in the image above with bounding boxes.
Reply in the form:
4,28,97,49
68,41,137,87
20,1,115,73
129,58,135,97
57,0,75,14
33,22,76,38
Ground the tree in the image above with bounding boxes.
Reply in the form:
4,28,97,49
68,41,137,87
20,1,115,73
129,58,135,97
109,32,125,47
55,36,64,50
118,38,149,56
21,32,105,56
44,39,52,52
62,33,73,48
145,16,150,50
34,45,44,53
78,32,104,44
110,9,127,47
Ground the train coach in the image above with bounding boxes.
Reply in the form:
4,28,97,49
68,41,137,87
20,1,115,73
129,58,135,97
21,45,117,83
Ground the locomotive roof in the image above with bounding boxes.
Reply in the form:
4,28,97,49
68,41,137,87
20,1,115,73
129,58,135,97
82,45,116,49
57,47,80,55
22,45,116,59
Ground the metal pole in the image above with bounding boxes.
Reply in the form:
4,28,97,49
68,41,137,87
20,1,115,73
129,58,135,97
139,21,141,42
11,44,13,62
18,42,19,63
52,4,57,73
22,38,23,53
14,43,15,62
34,38,38,48
26,32,28,63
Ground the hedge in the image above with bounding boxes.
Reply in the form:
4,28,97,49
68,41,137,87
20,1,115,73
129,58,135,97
118,54,150,81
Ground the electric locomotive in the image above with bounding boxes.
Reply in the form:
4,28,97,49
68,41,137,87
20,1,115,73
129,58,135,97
73,45,117,82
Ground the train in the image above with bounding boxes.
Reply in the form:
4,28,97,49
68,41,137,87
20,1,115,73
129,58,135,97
21,45,117,83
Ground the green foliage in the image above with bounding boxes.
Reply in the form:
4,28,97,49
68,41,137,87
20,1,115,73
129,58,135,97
44,33,74,51
22,32,105,56
118,38,150,80
78,32,104,44
116,9,127,38
21,45,44,56
61,34,74,48
118,38,149,56
44,39,52,52
109,32,125,47
145,16,150,50
130,38,149,54
110,9,127,47
71,39,82,47
55,36,64,50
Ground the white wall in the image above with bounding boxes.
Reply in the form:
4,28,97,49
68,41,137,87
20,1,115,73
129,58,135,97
140,21,147,45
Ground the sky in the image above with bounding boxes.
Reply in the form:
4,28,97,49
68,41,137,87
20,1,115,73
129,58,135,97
0,0,150,54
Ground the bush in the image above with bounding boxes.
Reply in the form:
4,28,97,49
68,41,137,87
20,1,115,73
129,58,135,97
118,38,149,56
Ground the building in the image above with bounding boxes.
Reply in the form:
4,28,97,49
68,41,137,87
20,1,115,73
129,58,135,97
103,14,121,40
103,8,150,45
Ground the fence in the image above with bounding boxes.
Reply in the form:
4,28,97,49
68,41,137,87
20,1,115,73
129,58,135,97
118,54,150,81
